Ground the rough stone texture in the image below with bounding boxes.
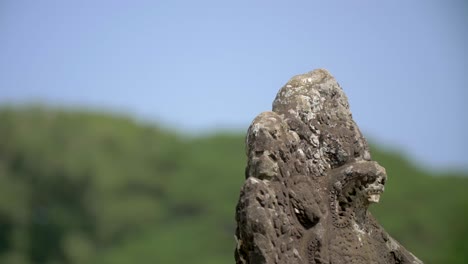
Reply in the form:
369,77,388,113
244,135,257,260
235,69,423,264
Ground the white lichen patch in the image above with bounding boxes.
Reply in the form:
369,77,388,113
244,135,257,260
251,123,261,137
353,222,366,246
288,131,300,143
248,177,260,184
368,194,381,203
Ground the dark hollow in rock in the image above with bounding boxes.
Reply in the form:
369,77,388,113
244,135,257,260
235,69,423,264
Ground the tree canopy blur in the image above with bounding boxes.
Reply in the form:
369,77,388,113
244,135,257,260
0,106,466,264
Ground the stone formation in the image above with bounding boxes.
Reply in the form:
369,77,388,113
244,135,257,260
235,69,423,264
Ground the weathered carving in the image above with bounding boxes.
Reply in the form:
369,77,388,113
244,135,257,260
235,69,423,264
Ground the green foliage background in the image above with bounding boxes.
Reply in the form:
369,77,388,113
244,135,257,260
0,106,466,264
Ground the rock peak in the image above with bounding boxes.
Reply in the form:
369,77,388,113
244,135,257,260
288,68,333,85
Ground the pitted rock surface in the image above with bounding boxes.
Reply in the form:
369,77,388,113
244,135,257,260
235,69,423,264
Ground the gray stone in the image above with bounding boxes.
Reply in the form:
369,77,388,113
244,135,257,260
235,69,423,264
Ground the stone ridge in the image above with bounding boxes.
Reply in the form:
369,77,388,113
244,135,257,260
235,69,423,264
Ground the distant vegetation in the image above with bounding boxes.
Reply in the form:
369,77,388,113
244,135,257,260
0,106,466,264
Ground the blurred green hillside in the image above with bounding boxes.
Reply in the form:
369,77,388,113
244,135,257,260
0,106,466,264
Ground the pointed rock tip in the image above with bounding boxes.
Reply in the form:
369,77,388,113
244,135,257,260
287,68,335,86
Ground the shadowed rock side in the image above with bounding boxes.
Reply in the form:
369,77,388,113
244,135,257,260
235,69,423,264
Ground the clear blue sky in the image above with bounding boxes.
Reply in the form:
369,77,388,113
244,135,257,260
0,0,467,170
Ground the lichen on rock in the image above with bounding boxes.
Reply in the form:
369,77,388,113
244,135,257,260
235,69,423,264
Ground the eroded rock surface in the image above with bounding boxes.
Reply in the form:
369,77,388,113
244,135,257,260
235,69,422,264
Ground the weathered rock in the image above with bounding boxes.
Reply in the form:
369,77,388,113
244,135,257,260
235,69,423,264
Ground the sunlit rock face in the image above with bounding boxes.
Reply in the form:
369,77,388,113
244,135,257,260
235,69,423,264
